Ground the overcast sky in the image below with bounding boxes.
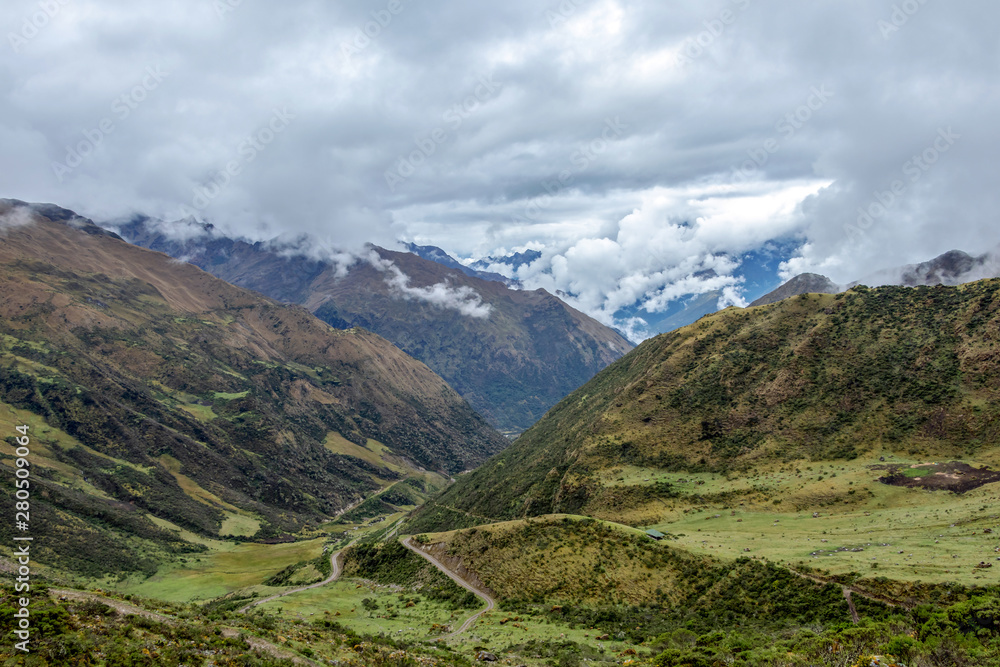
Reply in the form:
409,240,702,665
3,0,999,334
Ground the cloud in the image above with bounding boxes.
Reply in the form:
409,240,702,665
267,234,361,279
367,251,492,319
129,215,214,242
467,181,821,334
0,203,35,232
1,0,998,327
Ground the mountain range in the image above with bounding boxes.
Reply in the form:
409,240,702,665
114,216,633,434
0,199,506,576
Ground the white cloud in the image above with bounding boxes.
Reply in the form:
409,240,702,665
268,235,360,279
0,204,35,232
486,181,825,333
367,251,492,319
2,0,998,329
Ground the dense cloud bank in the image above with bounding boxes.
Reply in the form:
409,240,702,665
3,0,997,335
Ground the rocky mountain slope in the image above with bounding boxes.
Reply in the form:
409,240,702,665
412,280,1000,529
0,200,506,577
115,217,633,434
852,248,1000,288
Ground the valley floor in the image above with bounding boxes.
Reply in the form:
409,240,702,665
8,453,1000,665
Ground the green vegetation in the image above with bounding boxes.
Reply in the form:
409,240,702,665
0,583,477,666
0,213,507,582
112,537,327,602
342,541,480,610
414,280,1000,530
9,207,1000,664
262,551,332,587
430,516,689,606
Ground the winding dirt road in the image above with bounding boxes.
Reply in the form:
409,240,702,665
400,537,495,638
238,541,354,614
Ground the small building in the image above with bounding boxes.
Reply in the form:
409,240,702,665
646,529,666,541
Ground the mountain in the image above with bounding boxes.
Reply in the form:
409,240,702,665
410,280,1000,530
752,249,1000,310
0,200,506,577
403,242,512,285
471,248,543,273
115,217,634,434
852,248,1000,288
749,273,841,307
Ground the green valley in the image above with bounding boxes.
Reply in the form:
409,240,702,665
5,203,1000,665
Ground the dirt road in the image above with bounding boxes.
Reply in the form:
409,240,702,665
400,536,495,638
238,542,354,614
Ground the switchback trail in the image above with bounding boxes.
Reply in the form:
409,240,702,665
51,588,320,666
238,540,355,614
400,536,495,638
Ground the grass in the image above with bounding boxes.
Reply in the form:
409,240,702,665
324,431,396,471
323,432,451,491
158,454,239,511
421,515,693,607
213,390,250,400
0,399,140,496
220,512,262,537
252,565,627,661
177,402,217,421
157,454,262,537
643,456,1000,586
111,535,327,602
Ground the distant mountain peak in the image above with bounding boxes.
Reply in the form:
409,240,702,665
749,273,841,307
472,249,543,272
851,248,1000,288
403,242,514,285
2,198,124,240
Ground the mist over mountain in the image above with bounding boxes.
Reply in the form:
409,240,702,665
113,214,633,434
851,248,1000,289
751,248,1000,309
404,243,513,286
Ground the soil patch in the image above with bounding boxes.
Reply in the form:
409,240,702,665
873,461,1000,493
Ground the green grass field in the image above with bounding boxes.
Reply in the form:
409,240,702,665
110,534,327,601
251,574,631,663
642,456,1000,586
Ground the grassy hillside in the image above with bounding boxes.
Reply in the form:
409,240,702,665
412,280,1000,527
0,201,506,579
405,517,1000,666
118,218,634,434
416,516,852,621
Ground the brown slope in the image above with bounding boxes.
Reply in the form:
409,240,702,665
0,204,506,472
0,201,506,575
116,219,634,434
